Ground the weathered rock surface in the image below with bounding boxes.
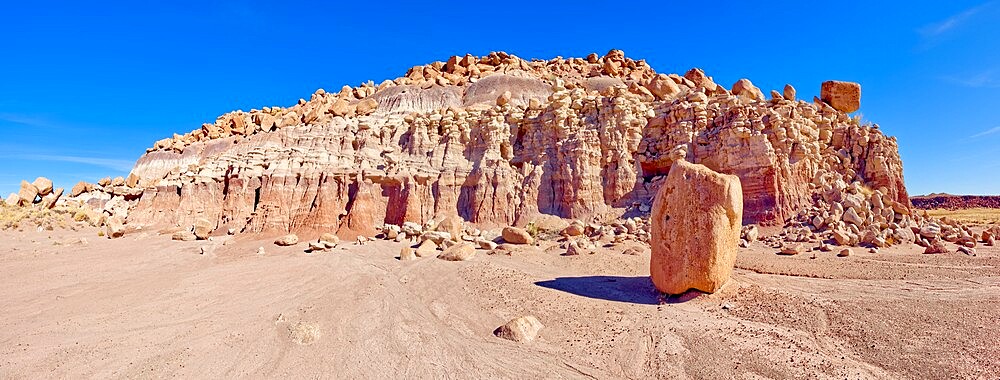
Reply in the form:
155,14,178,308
438,242,475,261
18,181,38,206
650,159,743,295
193,218,214,240
32,177,53,197
493,315,544,342
274,234,299,246
502,227,533,245
120,51,906,236
820,80,861,113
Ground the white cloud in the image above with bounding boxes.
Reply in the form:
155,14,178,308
919,2,993,38
970,126,1000,139
6,154,135,172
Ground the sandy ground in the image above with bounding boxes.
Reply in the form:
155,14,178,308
1,226,998,379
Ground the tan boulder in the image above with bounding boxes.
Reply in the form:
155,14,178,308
32,177,53,196
193,218,214,240
111,176,125,187
399,247,416,261
319,233,340,248
274,234,299,246
820,80,861,113
70,181,93,197
645,74,680,100
172,231,197,241
924,239,949,254
438,242,475,261
105,217,126,239
414,239,438,257
4,193,18,207
355,98,378,116
561,221,585,237
493,316,544,343
740,224,759,243
783,84,796,101
683,68,716,90
730,79,764,101
97,177,112,187
779,244,804,255
329,99,353,117
40,188,63,209
125,173,140,188
502,226,533,245
496,91,512,106
436,215,464,242
649,159,743,295
17,180,38,206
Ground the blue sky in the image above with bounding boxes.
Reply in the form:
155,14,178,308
1,1,998,196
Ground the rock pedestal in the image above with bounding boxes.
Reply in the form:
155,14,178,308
649,159,743,295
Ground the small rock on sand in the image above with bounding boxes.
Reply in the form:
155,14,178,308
399,247,416,261
415,239,438,257
501,226,533,245
494,315,544,343
439,242,475,261
274,234,299,246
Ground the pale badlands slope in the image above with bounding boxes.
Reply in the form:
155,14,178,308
1,227,998,379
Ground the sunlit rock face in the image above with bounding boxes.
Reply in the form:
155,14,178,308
128,50,908,235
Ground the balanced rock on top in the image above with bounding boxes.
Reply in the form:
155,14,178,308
820,80,861,113
649,158,743,295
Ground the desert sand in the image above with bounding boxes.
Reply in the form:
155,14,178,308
1,226,997,379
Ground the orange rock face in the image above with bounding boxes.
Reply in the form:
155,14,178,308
820,80,861,113
126,51,908,237
649,160,743,294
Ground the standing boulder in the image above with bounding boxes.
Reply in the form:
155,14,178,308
820,80,861,113
649,159,743,295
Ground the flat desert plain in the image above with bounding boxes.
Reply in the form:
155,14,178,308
1,227,998,379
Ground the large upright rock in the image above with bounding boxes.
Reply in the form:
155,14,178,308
649,159,743,295
820,80,861,113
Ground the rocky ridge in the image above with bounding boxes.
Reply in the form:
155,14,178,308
911,194,1000,210
116,50,908,240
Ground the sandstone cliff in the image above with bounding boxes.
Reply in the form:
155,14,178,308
126,50,909,237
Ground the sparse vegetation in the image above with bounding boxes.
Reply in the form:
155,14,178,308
0,202,101,231
925,208,1000,226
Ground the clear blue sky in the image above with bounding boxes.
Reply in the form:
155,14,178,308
1,1,998,196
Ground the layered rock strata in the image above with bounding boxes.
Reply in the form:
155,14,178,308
126,50,909,236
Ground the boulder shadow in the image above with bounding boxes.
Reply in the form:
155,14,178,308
535,276,664,305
